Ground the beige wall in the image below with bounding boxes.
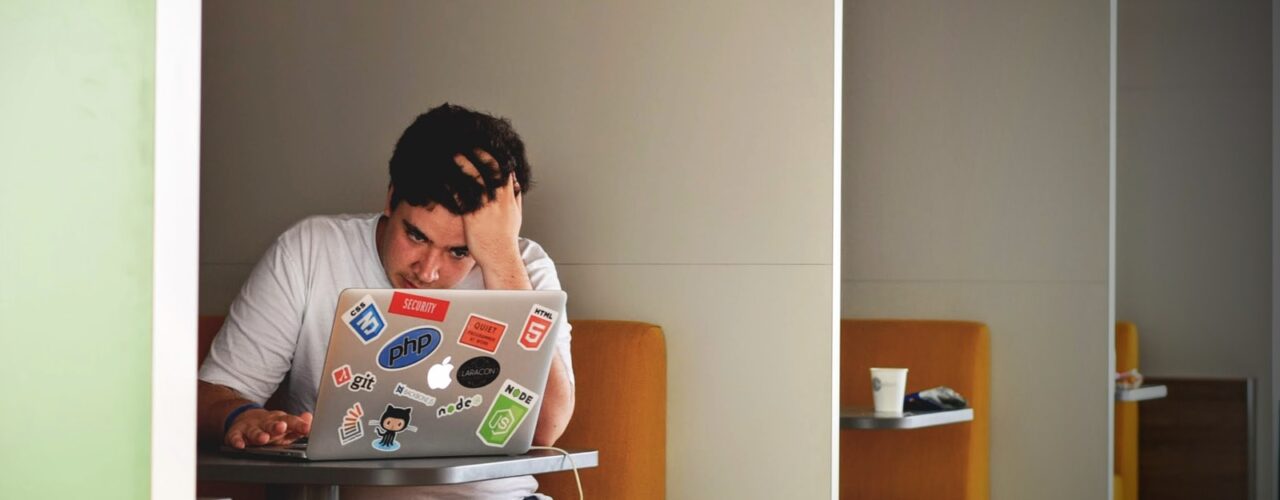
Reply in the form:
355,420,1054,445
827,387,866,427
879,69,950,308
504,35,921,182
842,1,1113,499
201,1,834,497
1117,0,1273,497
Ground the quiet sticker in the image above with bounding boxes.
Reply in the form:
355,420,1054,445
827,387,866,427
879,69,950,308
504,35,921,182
476,380,538,448
388,292,450,322
519,305,558,351
332,364,353,387
338,402,365,446
342,294,386,344
458,314,507,354
393,382,437,408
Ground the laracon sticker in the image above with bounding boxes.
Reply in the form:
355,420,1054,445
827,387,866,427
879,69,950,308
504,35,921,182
388,292,450,322
457,356,501,388
458,314,507,354
369,404,417,452
343,294,387,344
518,305,558,351
393,382,437,407
476,380,538,447
338,402,365,446
377,326,443,371
332,364,353,387
436,394,483,418
349,371,377,392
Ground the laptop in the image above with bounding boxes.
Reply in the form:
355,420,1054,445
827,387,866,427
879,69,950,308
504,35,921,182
229,288,567,460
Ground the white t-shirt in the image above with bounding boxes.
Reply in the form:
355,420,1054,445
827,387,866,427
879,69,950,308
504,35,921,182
199,213,572,499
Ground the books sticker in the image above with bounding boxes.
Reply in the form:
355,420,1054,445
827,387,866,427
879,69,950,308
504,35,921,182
458,314,507,354
342,294,386,344
338,402,365,446
476,380,538,447
519,305,557,351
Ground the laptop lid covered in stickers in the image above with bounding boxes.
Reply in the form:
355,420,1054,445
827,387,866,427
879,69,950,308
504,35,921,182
305,288,566,460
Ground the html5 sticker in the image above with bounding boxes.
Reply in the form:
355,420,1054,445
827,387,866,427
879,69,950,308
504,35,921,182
519,305,558,351
458,314,508,354
342,294,387,344
388,292,450,322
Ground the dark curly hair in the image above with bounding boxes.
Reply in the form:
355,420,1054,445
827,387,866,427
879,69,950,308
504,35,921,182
388,103,532,214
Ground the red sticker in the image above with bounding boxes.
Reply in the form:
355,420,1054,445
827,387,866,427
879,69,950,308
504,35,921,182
458,314,508,354
388,292,450,322
519,305,558,351
332,364,353,387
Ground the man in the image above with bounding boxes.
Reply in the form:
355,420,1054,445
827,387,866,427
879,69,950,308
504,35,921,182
197,104,575,499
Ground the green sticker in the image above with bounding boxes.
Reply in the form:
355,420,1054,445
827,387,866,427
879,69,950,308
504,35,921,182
476,379,538,447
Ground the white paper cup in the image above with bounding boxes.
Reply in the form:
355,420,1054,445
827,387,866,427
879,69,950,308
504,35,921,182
870,367,908,415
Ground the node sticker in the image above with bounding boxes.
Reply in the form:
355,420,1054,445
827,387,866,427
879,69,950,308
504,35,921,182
457,356,501,389
458,314,507,354
393,382,437,408
476,380,538,448
342,294,386,344
436,394,483,419
518,305,558,351
388,292,450,322
349,371,376,392
337,402,365,446
332,364,353,387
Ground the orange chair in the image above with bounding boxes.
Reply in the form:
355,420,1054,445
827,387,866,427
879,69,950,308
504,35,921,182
1114,321,1139,500
840,319,990,500
196,316,667,499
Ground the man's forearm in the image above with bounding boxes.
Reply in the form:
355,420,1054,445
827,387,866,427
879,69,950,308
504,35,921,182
533,354,575,446
197,380,257,446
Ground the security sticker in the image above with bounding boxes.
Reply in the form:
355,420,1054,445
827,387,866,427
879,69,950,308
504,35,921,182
518,305,558,351
476,380,538,447
338,402,365,446
349,371,377,392
458,314,507,354
332,364,353,387
369,404,417,452
436,394,483,418
343,294,387,344
457,356,501,388
388,292,450,322
393,382,437,407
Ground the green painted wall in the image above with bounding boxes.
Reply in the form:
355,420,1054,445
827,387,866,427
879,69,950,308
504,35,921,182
0,1,155,498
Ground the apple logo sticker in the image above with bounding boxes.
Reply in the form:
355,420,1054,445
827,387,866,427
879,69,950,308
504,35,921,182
427,356,454,390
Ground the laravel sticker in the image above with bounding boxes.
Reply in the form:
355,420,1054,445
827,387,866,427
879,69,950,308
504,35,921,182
388,292,450,322
458,314,507,354
519,305,558,351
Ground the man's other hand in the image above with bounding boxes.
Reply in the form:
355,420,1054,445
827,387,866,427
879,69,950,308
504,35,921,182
454,150,523,269
224,409,313,449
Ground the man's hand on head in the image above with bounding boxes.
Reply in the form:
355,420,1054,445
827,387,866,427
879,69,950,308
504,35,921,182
224,409,313,449
454,150,532,290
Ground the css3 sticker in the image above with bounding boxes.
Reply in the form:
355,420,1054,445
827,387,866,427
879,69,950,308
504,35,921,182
476,380,538,447
377,326,442,371
519,305,558,351
343,294,386,344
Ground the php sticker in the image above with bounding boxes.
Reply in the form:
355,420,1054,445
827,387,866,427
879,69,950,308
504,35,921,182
342,294,386,344
436,394,483,418
377,326,443,371
458,314,507,354
338,402,365,446
332,364,353,388
476,379,538,447
457,356,501,388
388,292,450,322
393,382,436,408
519,305,558,351
349,371,377,392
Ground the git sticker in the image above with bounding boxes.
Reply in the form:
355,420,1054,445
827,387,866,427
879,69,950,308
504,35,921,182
343,294,386,344
332,364,354,387
519,305,557,351
349,371,376,392
476,380,538,447
338,402,365,446
389,292,450,322
458,314,508,354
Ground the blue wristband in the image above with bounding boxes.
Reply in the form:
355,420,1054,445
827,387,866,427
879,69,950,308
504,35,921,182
224,402,264,434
